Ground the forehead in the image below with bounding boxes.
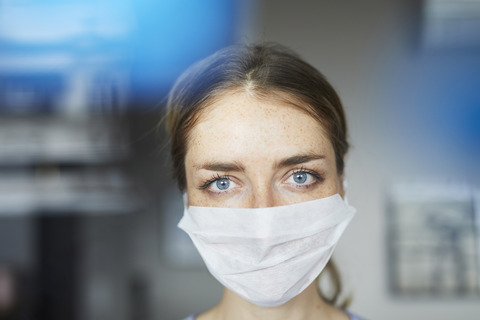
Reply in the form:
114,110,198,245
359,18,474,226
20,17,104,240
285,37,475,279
185,92,333,165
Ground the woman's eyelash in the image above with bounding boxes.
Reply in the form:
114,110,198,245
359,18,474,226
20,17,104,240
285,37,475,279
291,167,324,181
197,174,230,190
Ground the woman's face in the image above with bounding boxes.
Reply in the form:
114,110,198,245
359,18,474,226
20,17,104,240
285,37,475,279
184,92,343,208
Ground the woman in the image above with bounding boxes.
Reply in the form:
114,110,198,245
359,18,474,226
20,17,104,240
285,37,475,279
165,43,363,320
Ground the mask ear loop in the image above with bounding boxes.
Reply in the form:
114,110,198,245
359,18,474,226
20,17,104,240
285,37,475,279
183,192,189,208
343,179,350,205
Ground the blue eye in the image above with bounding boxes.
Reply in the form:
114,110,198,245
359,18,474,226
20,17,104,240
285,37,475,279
293,172,308,184
216,178,230,190
198,175,239,193
285,170,319,187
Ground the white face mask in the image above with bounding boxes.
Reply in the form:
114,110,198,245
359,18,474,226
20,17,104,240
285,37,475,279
178,193,356,307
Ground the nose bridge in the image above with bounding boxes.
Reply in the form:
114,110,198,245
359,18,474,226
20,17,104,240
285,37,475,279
251,182,275,208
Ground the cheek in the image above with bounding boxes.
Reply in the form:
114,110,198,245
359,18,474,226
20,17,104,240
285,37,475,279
306,164,342,199
186,190,206,207
310,175,340,198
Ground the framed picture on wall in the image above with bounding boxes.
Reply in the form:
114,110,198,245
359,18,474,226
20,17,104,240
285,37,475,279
387,181,480,296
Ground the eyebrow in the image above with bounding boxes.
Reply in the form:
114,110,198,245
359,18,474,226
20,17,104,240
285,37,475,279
275,153,325,169
194,153,325,172
194,161,245,172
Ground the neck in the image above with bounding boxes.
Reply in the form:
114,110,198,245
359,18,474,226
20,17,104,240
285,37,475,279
207,282,342,320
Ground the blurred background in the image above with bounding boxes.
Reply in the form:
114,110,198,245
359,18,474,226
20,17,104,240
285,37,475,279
0,0,479,319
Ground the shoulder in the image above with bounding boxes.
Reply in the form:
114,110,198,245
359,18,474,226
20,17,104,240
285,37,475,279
180,315,195,320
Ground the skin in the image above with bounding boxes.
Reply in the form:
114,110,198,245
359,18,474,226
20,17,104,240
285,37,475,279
184,91,348,320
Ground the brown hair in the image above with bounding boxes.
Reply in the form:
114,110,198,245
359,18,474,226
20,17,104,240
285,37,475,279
165,43,350,306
